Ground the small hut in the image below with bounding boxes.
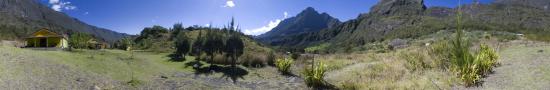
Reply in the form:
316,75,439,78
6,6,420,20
25,28,68,48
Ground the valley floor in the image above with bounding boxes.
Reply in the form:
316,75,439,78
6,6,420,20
0,40,549,90
0,46,305,90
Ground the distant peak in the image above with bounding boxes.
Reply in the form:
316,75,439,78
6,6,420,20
298,7,320,17
305,7,316,11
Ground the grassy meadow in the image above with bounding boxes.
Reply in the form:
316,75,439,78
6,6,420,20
1,30,549,90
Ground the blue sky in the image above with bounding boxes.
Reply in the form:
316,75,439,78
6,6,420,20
40,0,492,35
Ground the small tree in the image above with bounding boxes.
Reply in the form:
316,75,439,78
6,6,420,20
192,30,205,60
223,18,245,67
175,32,191,60
69,32,93,49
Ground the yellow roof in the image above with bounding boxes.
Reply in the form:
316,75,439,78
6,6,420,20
28,28,65,38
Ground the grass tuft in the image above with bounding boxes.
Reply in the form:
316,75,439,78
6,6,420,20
275,58,293,74
303,62,327,88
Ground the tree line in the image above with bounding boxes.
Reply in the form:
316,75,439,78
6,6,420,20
174,18,245,67
114,18,246,67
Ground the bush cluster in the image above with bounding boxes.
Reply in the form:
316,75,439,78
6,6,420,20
275,58,293,74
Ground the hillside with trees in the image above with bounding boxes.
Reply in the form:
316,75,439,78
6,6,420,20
0,0,127,42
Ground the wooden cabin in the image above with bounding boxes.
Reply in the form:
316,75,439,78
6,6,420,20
25,28,69,48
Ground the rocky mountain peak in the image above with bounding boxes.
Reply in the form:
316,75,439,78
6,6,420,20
297,7,321,17
258,7,341,45
370,0,427,16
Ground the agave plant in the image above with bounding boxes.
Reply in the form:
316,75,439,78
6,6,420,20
275,58,293,74
303,62,326,87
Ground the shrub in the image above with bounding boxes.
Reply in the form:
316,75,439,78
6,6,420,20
475,44,499,75
211,54,229,64
456,63,480,86
400,52,429,71
450,4,483,86
69,32,93,49
267,52,277,66
303,62,326,87
240,53,267,68
275,58,293,74
429,40,452,69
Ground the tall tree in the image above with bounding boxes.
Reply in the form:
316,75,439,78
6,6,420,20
192,29,207,61
203,29,224,63
224,18,245,67
175,32,191,60
171,23,185,40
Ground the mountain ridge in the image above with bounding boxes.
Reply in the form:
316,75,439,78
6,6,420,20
0,0,127,42
263,0,550,52
258,7,341,46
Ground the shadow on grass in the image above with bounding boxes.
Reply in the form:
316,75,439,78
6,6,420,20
280,72,298,77
307,80,338,90
185,60,248,83
167,53,186,62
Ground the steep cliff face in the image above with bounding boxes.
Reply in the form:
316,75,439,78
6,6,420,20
494,0,550,11
0,0,127,42
327,0,427,46
370,0,427,16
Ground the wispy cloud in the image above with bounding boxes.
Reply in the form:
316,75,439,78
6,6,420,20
48,0,76,12
223,0,235,8
244,12,290,35
284,12,289,18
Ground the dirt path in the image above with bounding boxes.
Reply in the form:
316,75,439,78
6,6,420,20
458,43,550,90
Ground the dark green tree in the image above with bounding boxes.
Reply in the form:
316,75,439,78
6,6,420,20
224,18,245,67
171,23,185,40
203,29,224,63
115,37,134,50
135,25,169,49
175,32,191,61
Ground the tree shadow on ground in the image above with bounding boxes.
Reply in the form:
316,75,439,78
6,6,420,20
167,53,185,62
308,81,338,90
280,72,298,77
185,61,248,83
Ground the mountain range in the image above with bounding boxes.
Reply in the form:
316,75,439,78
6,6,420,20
260,0,550,52
258,7,341,46
0,0,127,42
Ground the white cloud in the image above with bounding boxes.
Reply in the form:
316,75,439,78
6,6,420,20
52,5,62,11
205,24,211,27
244,12,290,35
223,0,235,8
284,12,289,18
244,19,282,35
84,12,89,15
49,0,59,4
48,0,76,12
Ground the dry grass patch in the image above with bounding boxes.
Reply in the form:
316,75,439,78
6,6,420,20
324,47,459,89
